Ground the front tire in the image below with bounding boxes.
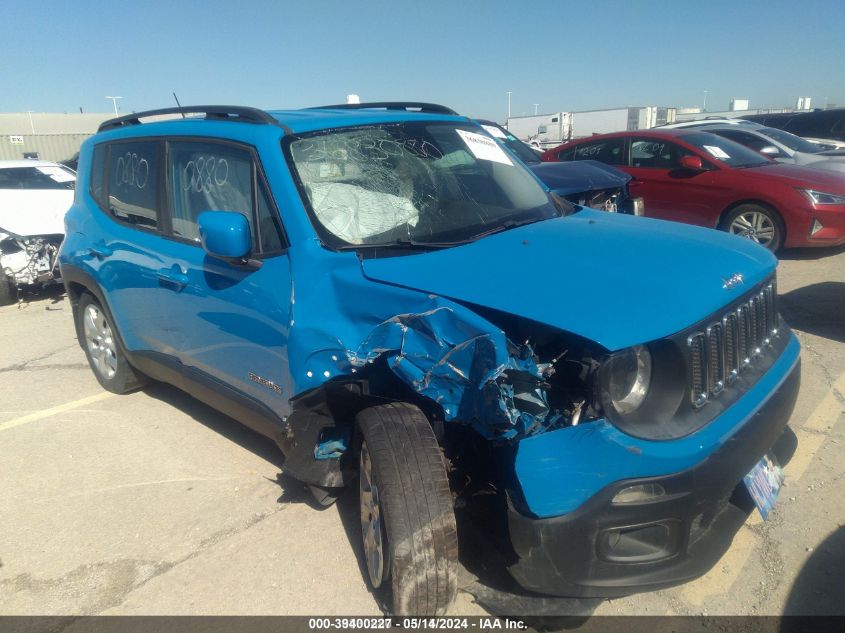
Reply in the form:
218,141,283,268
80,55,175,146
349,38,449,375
721,203,784,252
357,403,458,615
77,293,147,394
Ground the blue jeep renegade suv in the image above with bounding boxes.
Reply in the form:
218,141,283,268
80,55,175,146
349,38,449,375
60,103,801,615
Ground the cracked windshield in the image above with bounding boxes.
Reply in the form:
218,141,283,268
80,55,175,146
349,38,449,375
288,122,559,248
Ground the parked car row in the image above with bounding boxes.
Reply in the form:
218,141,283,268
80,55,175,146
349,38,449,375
54,102,800,615
540,128,845,251
741,108,845,149
661,119,845,173
476,119,643,215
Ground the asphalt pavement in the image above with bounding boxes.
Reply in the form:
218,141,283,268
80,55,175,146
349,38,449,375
1,245,843,617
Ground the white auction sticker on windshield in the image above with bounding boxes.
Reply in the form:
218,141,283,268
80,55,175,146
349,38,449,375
481,124,507,139
456,129,513,165
703,145,730,160
36,166,75,182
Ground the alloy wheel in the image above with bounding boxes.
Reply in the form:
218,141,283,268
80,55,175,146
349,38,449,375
728,211,776,247
83,304,117,380
360,441,387,588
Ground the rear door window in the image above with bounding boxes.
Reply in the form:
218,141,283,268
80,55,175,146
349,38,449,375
570,138,626,165
166,140,284,253
716,130,784,156
108,141,160,228
630,138,695,169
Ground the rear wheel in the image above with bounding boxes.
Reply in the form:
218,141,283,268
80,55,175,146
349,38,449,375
721,203,784,251
356,403,458,615
78,293,147,394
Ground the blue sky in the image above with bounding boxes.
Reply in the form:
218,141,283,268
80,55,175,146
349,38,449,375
3,0,844,121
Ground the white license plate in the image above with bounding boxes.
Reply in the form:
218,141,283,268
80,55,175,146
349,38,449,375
743,453,784,520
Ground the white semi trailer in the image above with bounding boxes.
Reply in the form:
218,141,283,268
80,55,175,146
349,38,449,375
506,107,675,148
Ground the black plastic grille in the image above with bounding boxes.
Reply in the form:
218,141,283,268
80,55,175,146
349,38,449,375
687,279,778,408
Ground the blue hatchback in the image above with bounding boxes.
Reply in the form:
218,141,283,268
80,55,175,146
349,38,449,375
60,103,800,615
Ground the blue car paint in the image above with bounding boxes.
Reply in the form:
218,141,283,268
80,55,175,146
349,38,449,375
360,210,776,352
62,108,790,520
516,333,799,518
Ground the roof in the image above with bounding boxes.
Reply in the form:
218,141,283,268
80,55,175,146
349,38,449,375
93,104,469,137
267,108,466,134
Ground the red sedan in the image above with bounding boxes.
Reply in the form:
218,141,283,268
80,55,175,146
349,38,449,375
541,129,845,250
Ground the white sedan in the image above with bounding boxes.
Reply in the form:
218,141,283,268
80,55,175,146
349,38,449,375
0,160,75,305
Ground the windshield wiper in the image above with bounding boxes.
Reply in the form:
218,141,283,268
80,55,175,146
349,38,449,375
463,217,544,242
335,238,458,251
333,215,552,253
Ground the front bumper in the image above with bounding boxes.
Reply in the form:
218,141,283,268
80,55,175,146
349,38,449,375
505,351,800,598
787,204,845,247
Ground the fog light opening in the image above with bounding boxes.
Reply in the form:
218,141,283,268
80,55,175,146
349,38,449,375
612,483,666,505
810,218,823,236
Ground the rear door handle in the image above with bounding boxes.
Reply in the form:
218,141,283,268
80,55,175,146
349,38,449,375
89,245,113,259
156,267,188,290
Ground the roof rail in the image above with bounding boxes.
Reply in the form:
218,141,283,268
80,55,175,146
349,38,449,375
97,106,279,133
309,102,459,116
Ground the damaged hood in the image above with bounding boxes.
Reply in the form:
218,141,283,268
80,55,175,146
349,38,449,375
529,159,630,195
361,210,776,351
0,190,71,236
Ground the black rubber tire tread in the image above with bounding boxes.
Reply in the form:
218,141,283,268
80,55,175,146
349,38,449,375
720,202,785,252
356,403,458,616
77,293,148,394
0,274,16,306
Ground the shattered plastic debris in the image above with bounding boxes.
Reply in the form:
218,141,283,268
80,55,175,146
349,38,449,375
348,303,560,441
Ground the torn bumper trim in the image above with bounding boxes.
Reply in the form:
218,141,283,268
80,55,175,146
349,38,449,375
505,356,799,598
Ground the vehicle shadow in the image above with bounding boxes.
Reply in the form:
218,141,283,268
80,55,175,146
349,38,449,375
781,527,845,623
778,282,845,343
9,283,66,308
140,382,287,469
140,381,601,619
140,381,326,508
779,243,845,261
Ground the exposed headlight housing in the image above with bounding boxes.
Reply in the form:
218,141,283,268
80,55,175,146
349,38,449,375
605,345,652,415
598,340,688,440
801,189,845,205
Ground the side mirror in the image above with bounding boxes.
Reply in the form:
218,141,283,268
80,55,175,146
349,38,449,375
198,211,251,260
679,155,704,171
759,145,780,156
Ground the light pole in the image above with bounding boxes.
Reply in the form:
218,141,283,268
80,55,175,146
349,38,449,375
506,91,512,119
703,90,708,112
105,96,123,116
24,110,35,134
533,103,539,115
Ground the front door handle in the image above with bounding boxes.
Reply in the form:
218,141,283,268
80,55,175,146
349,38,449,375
156,267,188,290
89,244,113,259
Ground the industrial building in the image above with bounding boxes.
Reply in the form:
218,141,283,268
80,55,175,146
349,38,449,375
0,112,112,162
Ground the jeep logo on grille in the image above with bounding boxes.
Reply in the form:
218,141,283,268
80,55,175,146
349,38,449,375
722,273,744,289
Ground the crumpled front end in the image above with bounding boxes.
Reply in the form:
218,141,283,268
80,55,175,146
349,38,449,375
1,230,63,287
346,300,567,441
